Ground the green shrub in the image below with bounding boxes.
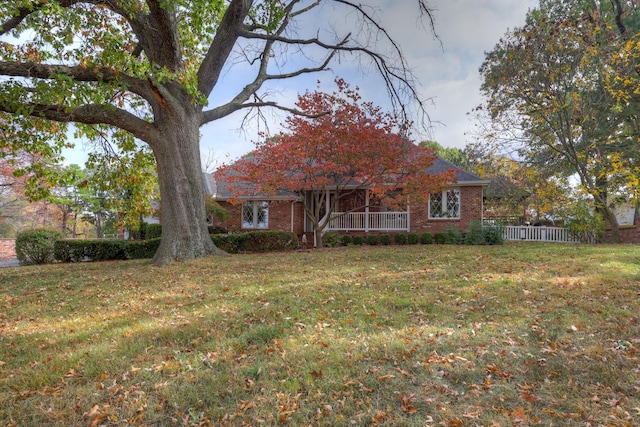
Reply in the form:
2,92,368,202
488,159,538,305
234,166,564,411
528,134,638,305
420,232,432,244
464,221,485,245
366,235,379,245
244,231,299,252
482,225,504,245
408,233,419,245
211,233,247,253
444,226,461,244
54,239,128,262
341,235,352,246
433,232,446,244
124,238,162,259
394,234,407,245
146,224,162,240
16,228,63,265
379,234,391,245
322,232,341,248
212,231,299,253
352,235,364,245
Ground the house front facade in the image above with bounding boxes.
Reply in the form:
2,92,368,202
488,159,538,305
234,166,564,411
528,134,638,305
207,158,489,244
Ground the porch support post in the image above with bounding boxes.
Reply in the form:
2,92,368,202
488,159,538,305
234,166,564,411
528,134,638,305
291,201,294,232
365,189,370,232
406,203,411,232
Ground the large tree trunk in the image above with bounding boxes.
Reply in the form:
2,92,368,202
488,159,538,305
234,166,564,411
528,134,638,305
152,110,225,265
602,206,621,243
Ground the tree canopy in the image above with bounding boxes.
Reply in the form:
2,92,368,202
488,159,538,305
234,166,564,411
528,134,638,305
478,0,640,241
217,80,454,247
0,0,438,264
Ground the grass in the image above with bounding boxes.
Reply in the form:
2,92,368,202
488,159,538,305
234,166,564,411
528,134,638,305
1,243,639,426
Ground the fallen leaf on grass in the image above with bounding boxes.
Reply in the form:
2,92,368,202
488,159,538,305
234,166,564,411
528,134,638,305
400,393,418,414
64,368,83,378
521,390,538,402
511,406,528,424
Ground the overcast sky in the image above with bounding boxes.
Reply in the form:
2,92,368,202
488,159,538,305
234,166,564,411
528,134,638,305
196,0,539,168
63,0,539,167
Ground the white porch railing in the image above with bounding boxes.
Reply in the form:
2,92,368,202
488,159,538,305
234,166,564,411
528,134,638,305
502,226,585,243
325,211,409,232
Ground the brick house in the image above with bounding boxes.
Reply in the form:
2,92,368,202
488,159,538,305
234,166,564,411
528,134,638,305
207,157,490,245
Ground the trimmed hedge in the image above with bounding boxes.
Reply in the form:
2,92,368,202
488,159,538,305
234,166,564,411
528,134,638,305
408,233,419,245
212,231,299,253
379,234,391,245
341,235,352,246
54,231,299,262
125,238,162,259
54,239,127,262
352,235,364,245
420,232,432,244
366,235,379,245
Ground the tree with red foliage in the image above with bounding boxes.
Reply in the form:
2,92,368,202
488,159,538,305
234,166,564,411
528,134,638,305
218,80,455,247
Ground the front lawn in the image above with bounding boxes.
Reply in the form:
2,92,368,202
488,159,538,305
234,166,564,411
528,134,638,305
1,243,639,426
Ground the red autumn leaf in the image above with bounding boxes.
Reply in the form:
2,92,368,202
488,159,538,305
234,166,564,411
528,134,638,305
520,390,538,402
310,370,323,379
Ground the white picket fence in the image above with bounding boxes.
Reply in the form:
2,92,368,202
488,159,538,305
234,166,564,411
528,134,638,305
502,226,585,243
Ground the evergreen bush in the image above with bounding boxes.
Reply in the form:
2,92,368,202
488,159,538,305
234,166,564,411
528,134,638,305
379,234,391,245
322,232,341,247
408,233,419,245
444,226,461,244
352,235,364,245
341,235,352,246
16,228,63,265
433,232,446,244
394,234,407,245
482,226,504,245
420,232,432,244
366,235,379,245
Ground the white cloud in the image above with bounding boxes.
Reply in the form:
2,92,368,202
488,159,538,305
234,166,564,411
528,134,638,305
203,0,538,162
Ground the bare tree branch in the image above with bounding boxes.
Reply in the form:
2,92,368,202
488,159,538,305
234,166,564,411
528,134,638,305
197,0,252,96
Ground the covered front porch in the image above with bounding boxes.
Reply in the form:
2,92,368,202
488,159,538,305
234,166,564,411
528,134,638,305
324,211,409,232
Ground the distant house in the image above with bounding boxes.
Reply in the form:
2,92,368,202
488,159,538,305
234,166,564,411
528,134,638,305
207,157,490,244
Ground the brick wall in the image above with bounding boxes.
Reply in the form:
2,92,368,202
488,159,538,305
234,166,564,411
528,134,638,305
604,218,640,243
216,200,303,235
216,187,486,239
410,186,484,234
0,238,16,259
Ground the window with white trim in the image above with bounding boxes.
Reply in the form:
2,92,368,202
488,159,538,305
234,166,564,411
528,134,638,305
242,201,269,228
429,189,460,219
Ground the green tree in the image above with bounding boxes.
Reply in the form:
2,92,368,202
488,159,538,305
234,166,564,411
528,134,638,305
48,164,89,237
478,0,640,241
419,140,472,170
0,0,438,265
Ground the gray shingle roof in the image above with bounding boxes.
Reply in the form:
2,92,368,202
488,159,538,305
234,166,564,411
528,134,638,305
207,156,488,200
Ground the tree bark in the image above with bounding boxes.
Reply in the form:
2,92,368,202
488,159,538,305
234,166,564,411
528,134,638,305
151,108,225,265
